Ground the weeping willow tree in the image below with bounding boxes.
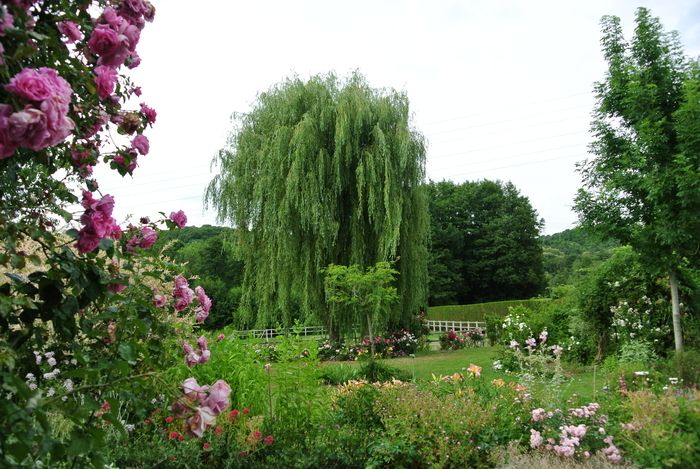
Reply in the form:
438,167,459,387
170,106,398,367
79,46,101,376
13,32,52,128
205,72,428,333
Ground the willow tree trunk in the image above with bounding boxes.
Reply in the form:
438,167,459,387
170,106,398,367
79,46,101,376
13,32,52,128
367,314,375,357
669,269,683,353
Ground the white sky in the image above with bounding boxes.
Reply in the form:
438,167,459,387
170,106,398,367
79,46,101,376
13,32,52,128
93,0,700,235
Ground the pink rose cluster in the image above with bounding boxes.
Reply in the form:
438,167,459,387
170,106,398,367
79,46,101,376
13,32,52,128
183,336,210,367
172,275,211,323
125,225,157,252
0,67,75,159
88,1,154,71
76,191,121,254
529,402,622,463
172,377,231,438
169,210,187,228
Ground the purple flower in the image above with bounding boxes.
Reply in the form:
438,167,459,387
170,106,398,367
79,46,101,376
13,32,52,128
509,340,519,350
195,286,211,313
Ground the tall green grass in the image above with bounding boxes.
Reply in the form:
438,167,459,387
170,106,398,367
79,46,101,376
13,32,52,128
427,298,551,321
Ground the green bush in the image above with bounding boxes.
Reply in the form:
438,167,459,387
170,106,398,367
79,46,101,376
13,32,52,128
358,360,412,383
619,389,700,468
665,349,700,386
318,363,362,385
427,299,551,321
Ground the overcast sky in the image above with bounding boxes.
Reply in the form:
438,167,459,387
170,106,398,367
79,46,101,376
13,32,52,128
93,0,700,235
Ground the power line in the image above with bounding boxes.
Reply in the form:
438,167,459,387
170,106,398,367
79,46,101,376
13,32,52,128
428,104,590,136
429,114,588,145
428,131,588,160
430,153,585,179
420,91,591,126
428,142,588,168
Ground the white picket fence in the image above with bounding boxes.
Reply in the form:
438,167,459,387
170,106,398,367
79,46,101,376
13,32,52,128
427,320,486,333
231,321,486,341
231,325,326,340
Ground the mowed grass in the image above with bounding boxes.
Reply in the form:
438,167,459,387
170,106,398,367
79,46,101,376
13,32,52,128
329,345,602,403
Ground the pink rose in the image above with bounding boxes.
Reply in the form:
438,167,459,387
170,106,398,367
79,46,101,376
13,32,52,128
182,377,208,402
57,20,82,43
186,406,216,438
75,232,101,253
175,297,190,312
139,226,157,248
197,336,208,352
131,134,149,155
94,65,118,99
169,210,187,228
195,286,212,313
0,104,17,158
5,68,52,101
88,24,120,57
217,334,225,341
8,108,50,150
194,307,208,324
140,102,156,124
0,7,14,36
153,292,166,307
126,51,141,69
201,380,231,415
108,282,126,293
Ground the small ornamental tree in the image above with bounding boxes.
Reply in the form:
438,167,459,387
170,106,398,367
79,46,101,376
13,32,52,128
0,1,229,466
575,8,700,352
323,261,399,356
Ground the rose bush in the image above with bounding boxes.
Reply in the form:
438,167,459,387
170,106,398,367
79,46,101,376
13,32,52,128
0,1,229,467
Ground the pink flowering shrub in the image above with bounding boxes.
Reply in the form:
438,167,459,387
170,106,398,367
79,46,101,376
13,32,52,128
527,401,624,463
438,328,485,350
0,1,231,465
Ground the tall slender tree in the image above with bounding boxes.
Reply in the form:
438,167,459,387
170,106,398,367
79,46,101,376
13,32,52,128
206,73,428,331
575,8,700,352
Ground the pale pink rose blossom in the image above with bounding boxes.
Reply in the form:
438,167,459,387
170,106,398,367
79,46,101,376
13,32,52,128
201,380,231,415
131,134,149,155
187,406,216,437
182,377,208,402
530,429,543,449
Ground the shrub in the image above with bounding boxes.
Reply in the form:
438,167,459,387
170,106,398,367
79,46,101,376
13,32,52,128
439,328,485,350
664,348,700,387
617,389,700,468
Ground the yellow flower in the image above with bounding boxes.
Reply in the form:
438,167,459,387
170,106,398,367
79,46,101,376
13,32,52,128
467,363,482,378
491,378,505,387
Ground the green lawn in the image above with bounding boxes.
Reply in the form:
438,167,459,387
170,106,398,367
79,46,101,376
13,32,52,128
380,346,602,402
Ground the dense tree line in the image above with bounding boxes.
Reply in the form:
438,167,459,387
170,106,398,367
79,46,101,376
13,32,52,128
426,179,546,306
541,227,618,287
